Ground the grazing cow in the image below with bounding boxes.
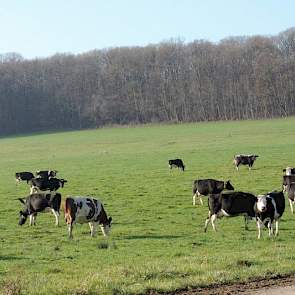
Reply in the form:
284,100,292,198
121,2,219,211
233,154,259,170
36,170,58,179
255,191,285,238
283,167,295,176
204,191,257,233
29,177,67,194
192,179,234,205
285,183,295,214
168,159,185,171
15,172,34,184
18,193,61,226
63,197,112,239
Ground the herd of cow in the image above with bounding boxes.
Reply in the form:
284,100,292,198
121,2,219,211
15,154,295,240
169,155,295,239
15,170,112,238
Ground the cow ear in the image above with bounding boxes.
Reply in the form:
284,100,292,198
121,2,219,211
18,198,25,204
108,217,112,223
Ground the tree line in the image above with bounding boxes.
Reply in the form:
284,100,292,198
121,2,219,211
1,28,295,136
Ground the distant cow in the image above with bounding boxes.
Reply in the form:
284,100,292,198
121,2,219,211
204,191,257,233
233,154,259,170
168,159,185,171
255,191,285,238
18,193,61,226
36,170,58,179
63,197,112,239
29,177,67,194
15,172,34,184
192,179,234,205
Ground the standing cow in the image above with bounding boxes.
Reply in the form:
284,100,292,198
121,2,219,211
192,179,234,205
233,155,259,170
255,191,285,238
168,159,185,171
204,191,257,232
63,196,112,239
18,193,61,226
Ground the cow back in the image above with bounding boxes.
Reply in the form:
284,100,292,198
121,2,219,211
220,192,256,216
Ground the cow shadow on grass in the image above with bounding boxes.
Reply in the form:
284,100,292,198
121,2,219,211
0,255,27,261
123,234,182,240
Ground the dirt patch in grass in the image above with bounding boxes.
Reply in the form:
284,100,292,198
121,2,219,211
148,273,295,295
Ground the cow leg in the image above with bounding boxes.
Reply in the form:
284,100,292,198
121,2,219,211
193,193,196,206
244,216,249,230
51,209,60,226
257,220,263,239
204,211,211,232
100,224,108,237
210,214,217,232
275,220,279,236
68,223,73,239
29,214,36,226
89,222,96,237
268,222,273,237
289,199,294,214
198,192,203,205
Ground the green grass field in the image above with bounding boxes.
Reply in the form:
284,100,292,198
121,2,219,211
1,118,295,295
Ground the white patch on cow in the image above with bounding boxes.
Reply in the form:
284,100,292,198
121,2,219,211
257,195,267,212
220,209,231,217
51,208,60,226
286,167,293,176
100,224,110,236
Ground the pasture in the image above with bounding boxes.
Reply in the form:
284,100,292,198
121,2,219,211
1,118,295,295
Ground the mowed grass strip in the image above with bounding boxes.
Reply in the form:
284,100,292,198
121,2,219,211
1,118,295,295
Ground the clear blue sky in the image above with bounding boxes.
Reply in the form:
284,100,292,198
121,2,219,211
0,0,294,59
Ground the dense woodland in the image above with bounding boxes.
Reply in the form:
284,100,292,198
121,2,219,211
0,28,295,136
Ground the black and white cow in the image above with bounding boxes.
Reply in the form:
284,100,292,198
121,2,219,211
204,191,257,232
29,177,67,194
255,191,285,238
18,193,61,226
36,170,58,179
63,197,112,239
192,179,234,205
168,159,185,171
15,172,34,184
233,154,259,170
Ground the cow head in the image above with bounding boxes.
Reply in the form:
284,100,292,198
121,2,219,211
19,210,28,225
225,181,234,191
59,179,68,187
257,195,267,212
100,217,112,236
253,155,259,160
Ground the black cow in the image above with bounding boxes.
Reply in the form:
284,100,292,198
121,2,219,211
18,193,61,226
204,191,257,233
15,172,34,184
255,191,285,238
36,170,58,179
192,179,234,205
168,159,185,171
233,154,259,170
29,177,67,194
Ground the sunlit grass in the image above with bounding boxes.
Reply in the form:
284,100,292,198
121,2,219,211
1,118,295,294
